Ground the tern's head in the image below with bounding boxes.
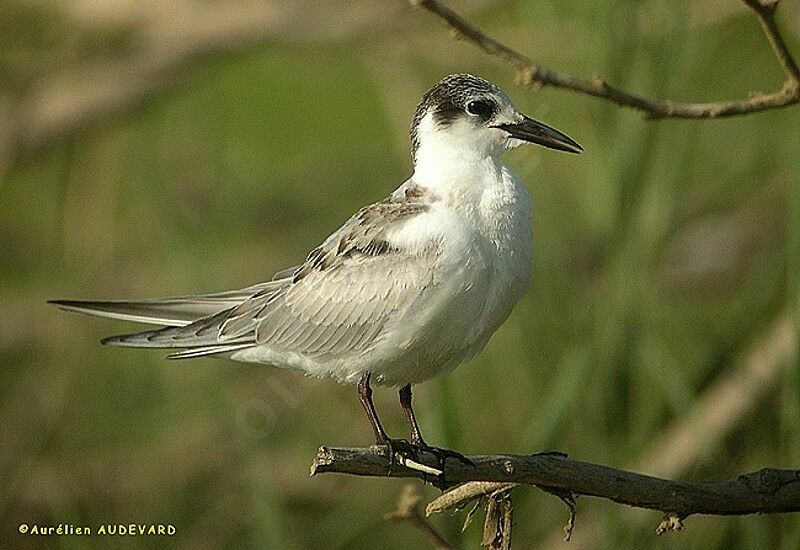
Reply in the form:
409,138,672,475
410,74,582,163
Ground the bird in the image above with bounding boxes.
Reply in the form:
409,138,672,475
51,73,582,467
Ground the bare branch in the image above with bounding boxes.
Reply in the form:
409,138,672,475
311,447,800,522
742,0,800,82
410,0,800,119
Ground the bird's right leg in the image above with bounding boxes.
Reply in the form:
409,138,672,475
399,383,473,469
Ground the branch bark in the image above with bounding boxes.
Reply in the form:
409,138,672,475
310,447,800,521
410,0,800,119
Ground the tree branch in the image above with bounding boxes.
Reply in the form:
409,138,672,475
410,0,800,119
310,447,800,523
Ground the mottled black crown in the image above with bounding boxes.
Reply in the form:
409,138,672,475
410,74,502,159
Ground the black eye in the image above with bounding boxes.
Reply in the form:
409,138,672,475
466,100,493,118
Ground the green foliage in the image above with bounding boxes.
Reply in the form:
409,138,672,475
1,1,798,548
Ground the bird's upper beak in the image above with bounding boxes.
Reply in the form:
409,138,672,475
494,116,583,154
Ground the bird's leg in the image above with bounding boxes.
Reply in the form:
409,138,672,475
357,373,421,468
357,372,391,446
398,384,473,468
399,383,427,447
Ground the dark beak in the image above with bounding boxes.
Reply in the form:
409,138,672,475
494,116,583,154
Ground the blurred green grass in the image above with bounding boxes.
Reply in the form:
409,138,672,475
1,1,799,548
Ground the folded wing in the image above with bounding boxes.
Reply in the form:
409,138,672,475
66,182,438,361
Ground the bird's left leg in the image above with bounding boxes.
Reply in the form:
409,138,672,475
399,384,473,468
357,372,390,446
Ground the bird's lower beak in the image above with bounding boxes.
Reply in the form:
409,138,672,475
494,116,583,154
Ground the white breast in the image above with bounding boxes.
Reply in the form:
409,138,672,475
464,165,532,350
367,163,533,385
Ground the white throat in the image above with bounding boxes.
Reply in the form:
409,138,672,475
411,114,506,197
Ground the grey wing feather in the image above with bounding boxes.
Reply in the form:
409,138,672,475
216,182,437,357
100,308,249,348
90,182,436,359
251,252,433,357
99,278,291,349
166,343,255,360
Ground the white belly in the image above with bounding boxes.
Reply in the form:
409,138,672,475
369,251,529,386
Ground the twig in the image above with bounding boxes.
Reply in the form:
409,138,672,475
385,485,454,550
410,0,800,119
481,487,513,549
656,513,686,535
426,481,517,516
539,487,578,541
310,447,800,520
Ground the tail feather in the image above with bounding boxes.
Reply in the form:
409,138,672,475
49,279,292,358
48,281,280,327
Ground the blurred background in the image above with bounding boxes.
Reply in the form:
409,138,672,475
1,0,799,548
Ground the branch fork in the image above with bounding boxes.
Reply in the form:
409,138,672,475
411,0,800,119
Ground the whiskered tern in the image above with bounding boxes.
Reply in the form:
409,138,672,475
51,74,582,466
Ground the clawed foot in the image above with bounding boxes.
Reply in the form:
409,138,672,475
414,442,474,469
375,439,474,471
375,438,417,467
373,439,473,489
